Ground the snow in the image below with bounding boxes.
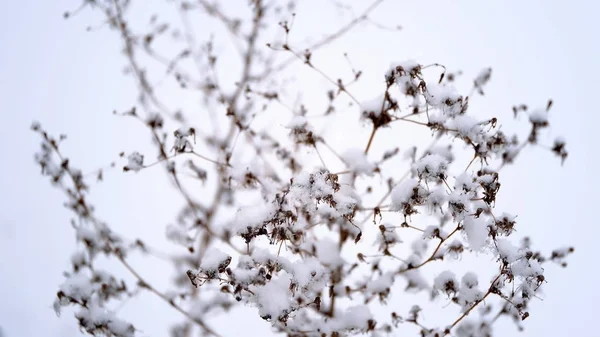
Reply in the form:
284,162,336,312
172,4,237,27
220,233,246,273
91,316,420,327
428,112,447,126
422,225,447,240
289,257,328,290
456,272,483,308
391,178,424,209
448,191,472,221
342,148,375,175
433,270,457,294
445,240,465,259
125,152,144,172
496,238,519,263
254,272,293,319
251,248,293,271
473,67,492,94
410,238,429,257
413,153,449,181
145,113,164,128
512,256,544,279
171,127,195,153
232,256,260,285
232,202,276,234
461,272,478,288
334,184,361,219
70,251,87,269
313,238,344,267
376,226,402,249
200,248,231,272
286,115,308,129
446,115,485,143
76,302,135,337
335,305,373,330
454,172,479,193
367,272,395,294
426,187,448,211
288,169,358,220
403,269,429,291
58,272,94,303
426,145,454,163
463,216,489,251
165,224,193,247
361,94,387,116
456,320,492,337
424,83,464,116
529,109,549,125
386,60,420,80
386,60,421,95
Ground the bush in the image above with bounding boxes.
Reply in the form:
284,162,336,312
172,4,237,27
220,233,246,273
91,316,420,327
34,1,572,336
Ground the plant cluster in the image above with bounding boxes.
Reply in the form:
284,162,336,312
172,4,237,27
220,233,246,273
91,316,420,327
35,1,572,336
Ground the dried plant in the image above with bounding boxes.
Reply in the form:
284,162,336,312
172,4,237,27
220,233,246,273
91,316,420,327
33,1,572,336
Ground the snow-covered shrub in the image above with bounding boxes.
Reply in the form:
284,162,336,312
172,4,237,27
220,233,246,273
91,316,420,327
33,1,573,336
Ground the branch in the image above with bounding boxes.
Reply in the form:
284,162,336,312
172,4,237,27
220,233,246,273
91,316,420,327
118,255,222,337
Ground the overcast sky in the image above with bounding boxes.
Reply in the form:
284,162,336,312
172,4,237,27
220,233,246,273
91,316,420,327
1,0,599,336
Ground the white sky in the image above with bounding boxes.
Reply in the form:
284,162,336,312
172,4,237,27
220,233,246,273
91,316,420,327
1,0,599,336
